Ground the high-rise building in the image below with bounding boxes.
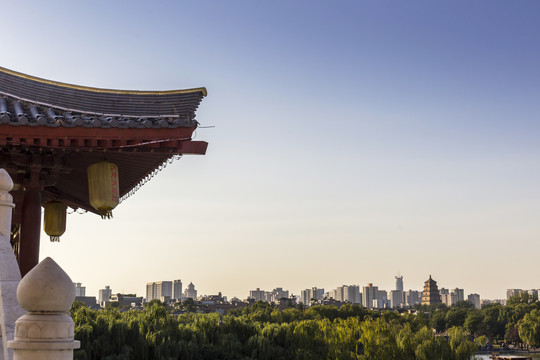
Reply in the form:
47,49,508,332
467,294,481,309
344,285,361,304
442,294,454,306
264,291,273,302
156,281,172,301
300,289,310,306
184,282,197,300
249,288,266,301
395,276,403,292
98,285,112,307
74,283,85,297
272,288,289,301
390,290,404,308
375,290,388,308
362,283,378,308
146,283,155,302
300,287,324,306
173,280,182,300
453,288,464,303
146,281,173,302
406,290,421,307
440,288,449,295
506,289,523,300
440,288,453,306
332,285,361,304
333,286,345,302
313,287,324,301
421,276,441,305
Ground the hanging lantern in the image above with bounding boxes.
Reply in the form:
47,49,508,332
87,161,119,219
44,201,67,242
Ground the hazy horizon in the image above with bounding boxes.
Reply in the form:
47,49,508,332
1,1,539,301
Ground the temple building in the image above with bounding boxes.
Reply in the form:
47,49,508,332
421,275,441,305
0,66,208,275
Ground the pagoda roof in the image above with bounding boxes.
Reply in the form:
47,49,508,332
0,66,208,215
0,66,207,128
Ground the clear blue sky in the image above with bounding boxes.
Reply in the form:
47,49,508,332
1,1,539,300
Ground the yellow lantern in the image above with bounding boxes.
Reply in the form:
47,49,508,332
87,161,119,219
44,201,67,242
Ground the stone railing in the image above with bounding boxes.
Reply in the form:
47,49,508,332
0,169,79,359
0,169,26,360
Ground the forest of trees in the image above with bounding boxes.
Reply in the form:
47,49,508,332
71,293,540,360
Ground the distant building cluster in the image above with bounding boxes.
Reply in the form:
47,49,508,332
328,285,361,305
481,298,506,306
73,279,198,310
300,287,324,306
72,275,528,313
146,280,183,302
506,288,540,300
249,287,289,303
293,278,422,309
249,275,485,310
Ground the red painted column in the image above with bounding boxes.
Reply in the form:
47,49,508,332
19,188,41,276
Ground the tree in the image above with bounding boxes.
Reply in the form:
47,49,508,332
180,298,197,313
412,326,442,360
359,318,400,359
447,327,477,360
445,307,468,328
453,300,475,309
464,310,483,335
507,293,538,306
480,303,505,339
519,309,540,347
430,309,447,333
338,304,370,322
305,305,339,321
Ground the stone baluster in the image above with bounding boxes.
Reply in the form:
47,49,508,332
0,169,26,360
7,257,80,359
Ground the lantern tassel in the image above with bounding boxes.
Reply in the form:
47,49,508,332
49,236,60,242
99,208,114,219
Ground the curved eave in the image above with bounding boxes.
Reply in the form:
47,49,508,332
0,66,207,117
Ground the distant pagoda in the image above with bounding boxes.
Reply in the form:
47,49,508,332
421,275,441,305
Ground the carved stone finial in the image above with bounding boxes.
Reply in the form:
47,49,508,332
17,257,75,313
8,257,80,359
0,169,13,193
0,169,14,209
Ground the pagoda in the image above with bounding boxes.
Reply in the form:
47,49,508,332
421,275,441,305
0,66,208,275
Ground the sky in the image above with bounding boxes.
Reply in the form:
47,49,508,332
0,1,539,301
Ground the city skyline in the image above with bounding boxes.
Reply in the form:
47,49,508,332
83,273,512,304
1,1,539,300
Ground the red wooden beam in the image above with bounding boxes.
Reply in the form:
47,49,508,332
0,124,196,142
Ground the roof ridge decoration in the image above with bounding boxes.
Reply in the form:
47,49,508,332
0,66,207,118
0,66,207,96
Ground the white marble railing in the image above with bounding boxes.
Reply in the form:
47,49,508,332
0,169,26,360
